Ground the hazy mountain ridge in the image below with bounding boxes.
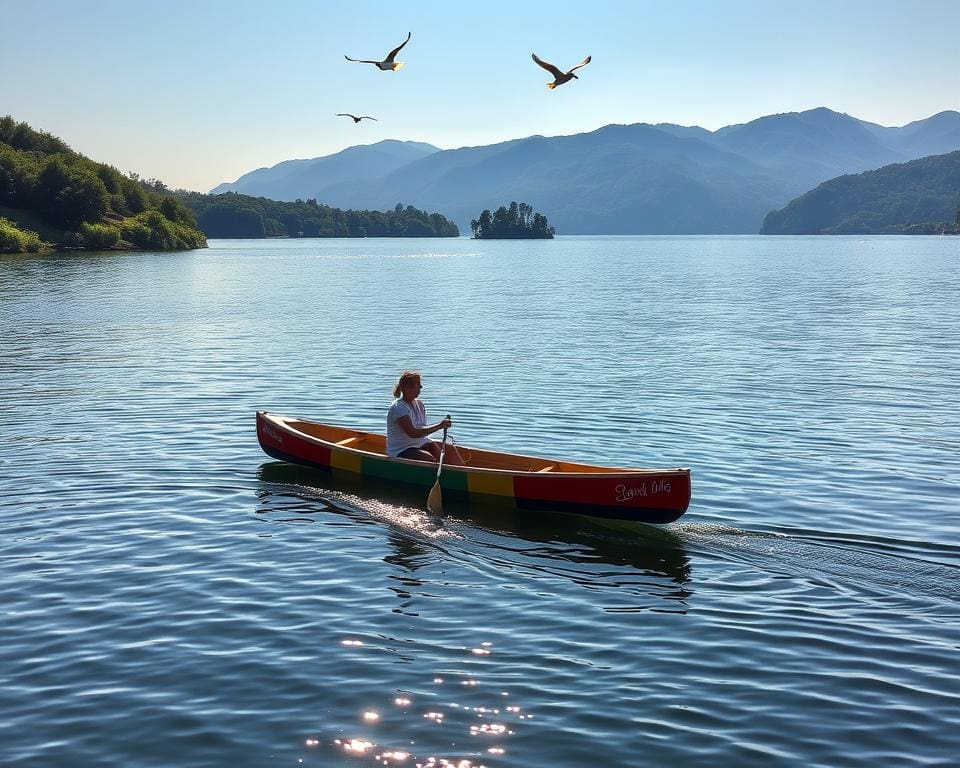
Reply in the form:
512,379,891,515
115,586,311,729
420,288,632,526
211,140,439,199
211,109,960,234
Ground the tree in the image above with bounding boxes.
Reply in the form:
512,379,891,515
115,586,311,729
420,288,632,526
35,157,109,228
0,146,38,205
402,217,436,236
280,211,302,237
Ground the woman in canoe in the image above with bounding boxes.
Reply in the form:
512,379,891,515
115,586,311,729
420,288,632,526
387,371,464,465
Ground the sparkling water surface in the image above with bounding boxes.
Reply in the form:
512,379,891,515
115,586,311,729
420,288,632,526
2,236,958,767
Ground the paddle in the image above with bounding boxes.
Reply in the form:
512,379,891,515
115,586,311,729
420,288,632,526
426,422,449,514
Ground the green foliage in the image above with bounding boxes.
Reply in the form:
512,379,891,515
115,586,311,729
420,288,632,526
178,191,460,238
762,151,960,234
79,221,121,249
0,115,206,251
120,210,207,250
0,216,43,252
470,201,555,239
0,115,70,155
36,156,110,228
0,145,39,205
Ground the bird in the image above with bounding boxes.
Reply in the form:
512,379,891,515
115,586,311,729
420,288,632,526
344,32,411,71
531,53,592,89
337,113,378,123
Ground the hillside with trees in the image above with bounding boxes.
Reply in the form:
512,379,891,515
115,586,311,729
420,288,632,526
762,151,960,234
0,116,206,253
177,192,459,238
470,202,555,239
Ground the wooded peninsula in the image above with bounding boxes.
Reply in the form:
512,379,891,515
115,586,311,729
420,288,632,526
1,117,206,252
1,117,459,253
178,192,459,239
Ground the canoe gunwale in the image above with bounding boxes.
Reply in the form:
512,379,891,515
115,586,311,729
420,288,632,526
257,411,690,480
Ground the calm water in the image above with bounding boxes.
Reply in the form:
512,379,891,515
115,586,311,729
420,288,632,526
2,236,958,767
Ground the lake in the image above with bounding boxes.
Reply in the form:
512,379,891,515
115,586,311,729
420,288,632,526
2,235,958,767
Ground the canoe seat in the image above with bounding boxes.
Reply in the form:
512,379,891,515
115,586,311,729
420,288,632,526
335,436,362,447
536,464,557,473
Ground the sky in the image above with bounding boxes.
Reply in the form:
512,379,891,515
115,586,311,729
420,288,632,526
2,0,958,193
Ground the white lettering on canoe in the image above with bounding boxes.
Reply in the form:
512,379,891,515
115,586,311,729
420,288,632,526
263,424,284,444
615,479,671,503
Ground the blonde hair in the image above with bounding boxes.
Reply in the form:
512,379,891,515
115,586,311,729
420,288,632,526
392,370,421,398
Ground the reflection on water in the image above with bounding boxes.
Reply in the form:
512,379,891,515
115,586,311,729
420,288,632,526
7,238,958,767
255,461,692,594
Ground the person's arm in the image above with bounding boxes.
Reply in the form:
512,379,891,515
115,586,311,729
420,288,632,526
396,413,451,438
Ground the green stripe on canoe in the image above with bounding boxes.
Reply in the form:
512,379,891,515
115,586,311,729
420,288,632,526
360,454,469,493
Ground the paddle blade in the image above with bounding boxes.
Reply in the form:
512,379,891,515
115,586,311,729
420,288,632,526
426,480,443,514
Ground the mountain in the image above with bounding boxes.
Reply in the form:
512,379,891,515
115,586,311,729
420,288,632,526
707,107,905,190
314,124,790,234
211,109,960,234
860,111,960,158
761,150,960,234
210,140,440,199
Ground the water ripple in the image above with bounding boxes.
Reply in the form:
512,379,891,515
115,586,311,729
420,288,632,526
3,237,959,767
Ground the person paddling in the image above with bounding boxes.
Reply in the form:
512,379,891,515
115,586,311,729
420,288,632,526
386,371,464,465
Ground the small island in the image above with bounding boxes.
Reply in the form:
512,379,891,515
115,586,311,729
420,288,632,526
470,201,555,239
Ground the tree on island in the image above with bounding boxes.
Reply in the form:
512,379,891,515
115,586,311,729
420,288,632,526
470,201,555,239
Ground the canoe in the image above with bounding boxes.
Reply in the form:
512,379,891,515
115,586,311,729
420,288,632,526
256,411,691,524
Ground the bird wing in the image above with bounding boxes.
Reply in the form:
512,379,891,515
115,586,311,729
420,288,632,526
568,55,592,73
360,116,378,121
532,53,564,79
385,32,411,62
336,113,356,118
344,55,378,64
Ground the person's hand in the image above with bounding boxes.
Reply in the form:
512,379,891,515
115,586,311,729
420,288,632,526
440,414,452,429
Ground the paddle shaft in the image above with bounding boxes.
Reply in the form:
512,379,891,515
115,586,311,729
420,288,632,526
426,419,449,513
435,426,448,480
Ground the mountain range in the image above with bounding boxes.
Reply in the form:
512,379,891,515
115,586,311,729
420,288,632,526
211,108,960,234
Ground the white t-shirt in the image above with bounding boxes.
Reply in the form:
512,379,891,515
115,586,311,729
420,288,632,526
386,398,430,457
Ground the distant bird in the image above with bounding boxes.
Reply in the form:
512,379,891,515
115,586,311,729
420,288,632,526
337,113,378,123
344,32,411,71
531,53,592,89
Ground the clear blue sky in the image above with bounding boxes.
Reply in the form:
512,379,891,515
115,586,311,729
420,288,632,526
3,0,957,192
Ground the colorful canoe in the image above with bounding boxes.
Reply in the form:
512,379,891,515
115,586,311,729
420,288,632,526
256,411,692,524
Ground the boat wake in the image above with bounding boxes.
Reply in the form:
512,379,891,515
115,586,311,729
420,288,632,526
674,521,960,611
255,467,458,541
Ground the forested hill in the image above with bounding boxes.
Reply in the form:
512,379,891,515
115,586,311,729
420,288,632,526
177,192,459,238
0,116,206,252
762,151,960,235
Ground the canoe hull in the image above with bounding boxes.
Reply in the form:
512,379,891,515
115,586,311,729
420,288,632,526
256,411,691,524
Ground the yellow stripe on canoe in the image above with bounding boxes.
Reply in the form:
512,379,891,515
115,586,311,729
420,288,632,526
466,470,515,498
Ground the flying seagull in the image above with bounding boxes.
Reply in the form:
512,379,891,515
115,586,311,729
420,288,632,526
531,53,592,89
344,32,411,71
337,113,378,123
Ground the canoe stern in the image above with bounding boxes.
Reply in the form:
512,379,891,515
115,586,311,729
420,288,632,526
513,470,691,524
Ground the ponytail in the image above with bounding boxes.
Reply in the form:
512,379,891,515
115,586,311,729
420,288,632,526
393,370,420,398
